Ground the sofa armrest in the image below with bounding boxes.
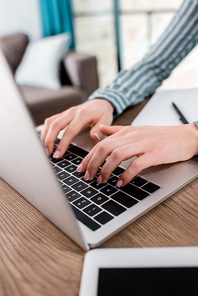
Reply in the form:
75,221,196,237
0,33,29,73
63,51,99,96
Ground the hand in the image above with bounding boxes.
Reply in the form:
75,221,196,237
78,123,198,187
41,99,114,157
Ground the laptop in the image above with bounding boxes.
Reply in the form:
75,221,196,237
0,49,198,251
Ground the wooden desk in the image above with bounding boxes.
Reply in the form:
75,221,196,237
1,100,198,296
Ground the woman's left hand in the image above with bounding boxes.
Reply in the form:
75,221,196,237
77,123,198,187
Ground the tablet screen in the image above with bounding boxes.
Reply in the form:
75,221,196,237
97,267,198,296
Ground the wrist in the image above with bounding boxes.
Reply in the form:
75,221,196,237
94,98,115,115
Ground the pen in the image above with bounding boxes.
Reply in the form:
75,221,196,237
172,102,189,124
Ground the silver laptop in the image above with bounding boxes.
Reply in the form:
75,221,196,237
0,49,198,251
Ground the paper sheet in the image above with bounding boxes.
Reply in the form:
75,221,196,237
131,88,198,127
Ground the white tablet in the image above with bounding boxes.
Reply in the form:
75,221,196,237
79,247,198,296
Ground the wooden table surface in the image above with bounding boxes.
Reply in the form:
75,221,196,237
1,99,198,296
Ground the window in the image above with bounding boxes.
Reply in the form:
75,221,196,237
73,0,198,89
73,0,117,86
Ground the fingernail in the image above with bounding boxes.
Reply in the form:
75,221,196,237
116,180,123,187
94,132,101,140
99,124,104,127
53,150,60,158
45,148,49,156
84,171,90,181
77,164,83,172
97,175,103,184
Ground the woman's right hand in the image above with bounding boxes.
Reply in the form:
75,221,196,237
41,99,114,158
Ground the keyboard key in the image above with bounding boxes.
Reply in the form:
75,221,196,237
61,184,72,194
71,205,101,231
94,211,113,225
80,187,98,198
72,171,85,179
131,176,147,187
66,191,81,202
112,167,125,176
102,200,126,216
90,180,106,190
57,171,70,180
53,166,62,174
68,146,88,158
51,157,63,164
55,138,60,145
82,177,97,185
111,192,138,208
63,176,78,186
64,153,77,161
63,151,70,157
100,185,117,196
71,157,83,166
57,160,70,169
65,164,77,173
71,181,88,192
142,182,160,193
83,204,102,217
121,183,149,200
73,197,91,209
108,176,118,186
90,193,109,205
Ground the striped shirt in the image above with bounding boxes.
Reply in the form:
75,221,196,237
88,0,198,116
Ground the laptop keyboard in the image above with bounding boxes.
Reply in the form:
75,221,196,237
48,140,161,231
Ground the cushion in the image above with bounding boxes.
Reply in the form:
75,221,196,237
0,33,29,73
15,33,71,90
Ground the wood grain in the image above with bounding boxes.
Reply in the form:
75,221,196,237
1,177,198,296
102,181,198,249
0,178,85,296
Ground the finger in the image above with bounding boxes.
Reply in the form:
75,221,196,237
80,141,111,181
99,141,145,184
41,113,60,144
80,135,136,181
98,146,126,183
118,152,156,186
44,111,75,155
89,115,113,141
99,125,124,136
54,112,95,158
79,135,122,181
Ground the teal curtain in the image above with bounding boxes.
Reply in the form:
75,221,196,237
39,0,75,49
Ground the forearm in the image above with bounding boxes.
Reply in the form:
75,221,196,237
88,0,198,116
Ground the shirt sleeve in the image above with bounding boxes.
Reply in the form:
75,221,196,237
88,0,198,116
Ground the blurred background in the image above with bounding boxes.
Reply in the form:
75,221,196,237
0,0,197,89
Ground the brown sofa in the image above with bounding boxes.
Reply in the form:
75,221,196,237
0,33,99,125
